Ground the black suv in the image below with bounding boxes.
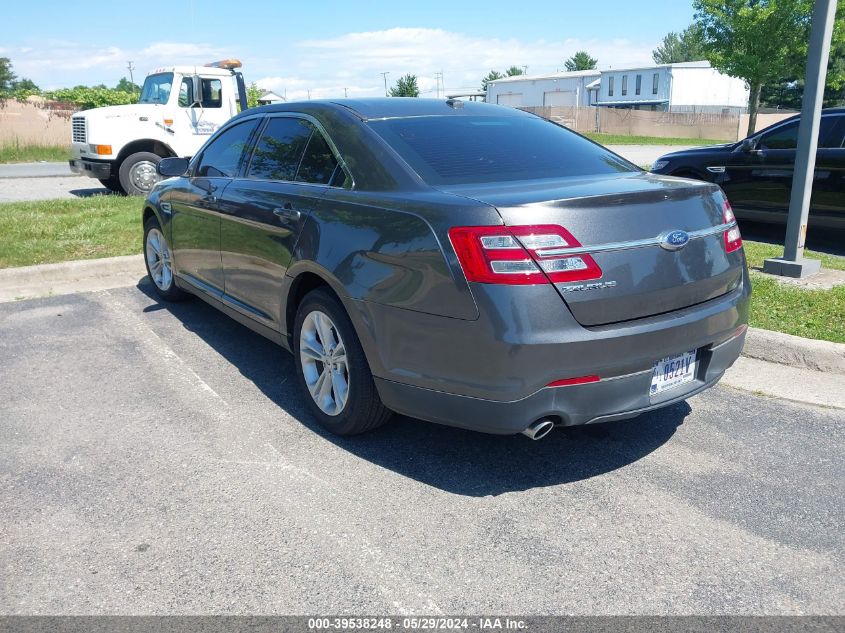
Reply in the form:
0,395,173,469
651,108,845,230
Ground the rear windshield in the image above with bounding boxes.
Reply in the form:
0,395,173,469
368,115,636,185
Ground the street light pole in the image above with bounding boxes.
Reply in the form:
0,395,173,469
762,0,837,279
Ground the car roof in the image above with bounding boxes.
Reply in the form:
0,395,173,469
246,98,529,121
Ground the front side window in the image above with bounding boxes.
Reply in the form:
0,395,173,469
759,116,842,150
178,79,194,107
178,78,223,108
139,73,174,104
195,118,260,178
635,74,642,96
608,76,614,97
622,75,628,96
652,73,659,95
369,115,635,186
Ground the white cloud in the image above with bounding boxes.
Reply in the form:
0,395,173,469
4,28,657,96
283,27,656,97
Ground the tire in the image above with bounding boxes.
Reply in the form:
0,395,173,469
143,217,185,301
293,287,392,435
98,176,123,194
119,152,163,197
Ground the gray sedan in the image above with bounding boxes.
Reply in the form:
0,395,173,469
143,98,750,439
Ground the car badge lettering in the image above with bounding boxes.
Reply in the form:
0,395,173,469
559,280,617,293
659,230,690,251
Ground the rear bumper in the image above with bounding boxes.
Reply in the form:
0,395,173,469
69,158,111,180
350,269,750,435
374,328,745,434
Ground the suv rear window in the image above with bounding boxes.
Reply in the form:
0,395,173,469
369,115,634,185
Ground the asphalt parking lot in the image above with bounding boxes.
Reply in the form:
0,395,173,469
1,281,843,615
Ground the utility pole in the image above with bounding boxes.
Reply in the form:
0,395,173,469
344,87,348,98
127,61,136,92
522,65,528,75
307,89,311,100
380,72,390,97
434,72,442,98
762,0,836,279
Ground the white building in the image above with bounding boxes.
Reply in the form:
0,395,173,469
486,70,600,108
257,90,285,105
485,61,749,114
595,61,748,114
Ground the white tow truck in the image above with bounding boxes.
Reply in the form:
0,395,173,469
69,60,248,195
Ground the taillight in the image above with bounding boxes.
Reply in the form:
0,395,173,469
723,200,742,253
448,224,602,285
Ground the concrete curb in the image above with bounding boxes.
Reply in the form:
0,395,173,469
744,327,845,375
0,255,145,302
1,255,844,379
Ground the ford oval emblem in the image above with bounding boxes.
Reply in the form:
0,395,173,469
659,230,691,251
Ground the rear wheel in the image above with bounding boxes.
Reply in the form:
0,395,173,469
143,217,185,301
119,152,163,196
293,288,392,435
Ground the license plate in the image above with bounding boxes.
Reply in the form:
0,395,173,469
650,350,697,398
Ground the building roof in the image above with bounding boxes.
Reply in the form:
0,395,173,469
488,69,601,85
258,90,284,101
600,60,712,74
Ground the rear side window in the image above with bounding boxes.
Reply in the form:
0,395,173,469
247,117,313,181
369,115,635,186
247,117,344,185
195,118,260,178
297,130,339,185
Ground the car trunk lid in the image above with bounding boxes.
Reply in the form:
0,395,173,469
441,172,745,326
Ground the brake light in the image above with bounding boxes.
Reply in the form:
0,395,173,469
448,224,602,285
723,200,742,253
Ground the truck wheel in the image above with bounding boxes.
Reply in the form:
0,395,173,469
98,177,123,194
119,152,163,197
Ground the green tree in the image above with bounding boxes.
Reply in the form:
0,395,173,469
0,57,17,93
694,0,845,136
388,73,420,97
652,24,707,64
505,66,525,77
115,77,140,94
246,82,263,109
564,51,598,71
481,69,503,91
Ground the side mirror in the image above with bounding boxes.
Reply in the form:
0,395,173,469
191,75,202,106
157,157,190,177
740,137,758,152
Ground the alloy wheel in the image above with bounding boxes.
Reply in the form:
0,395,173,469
145,228,173,291
298,310,349,416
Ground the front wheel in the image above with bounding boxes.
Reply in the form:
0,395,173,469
119,152,163,196
293,288,392,435
98,176,123,194
143,217,185,301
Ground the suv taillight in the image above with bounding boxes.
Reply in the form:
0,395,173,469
723,201,743,253
448,225,602,285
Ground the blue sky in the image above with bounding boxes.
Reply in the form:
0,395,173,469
3,0,696,98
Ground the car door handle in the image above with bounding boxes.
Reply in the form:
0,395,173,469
273,204,302,222
201,194,218,205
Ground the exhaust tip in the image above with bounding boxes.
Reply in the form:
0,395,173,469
522,418,555,440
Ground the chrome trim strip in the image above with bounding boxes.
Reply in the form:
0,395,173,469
535,222,735,258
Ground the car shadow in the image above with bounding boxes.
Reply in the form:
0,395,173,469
70,187,116,198
739,220,845,256
136,281,689,496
